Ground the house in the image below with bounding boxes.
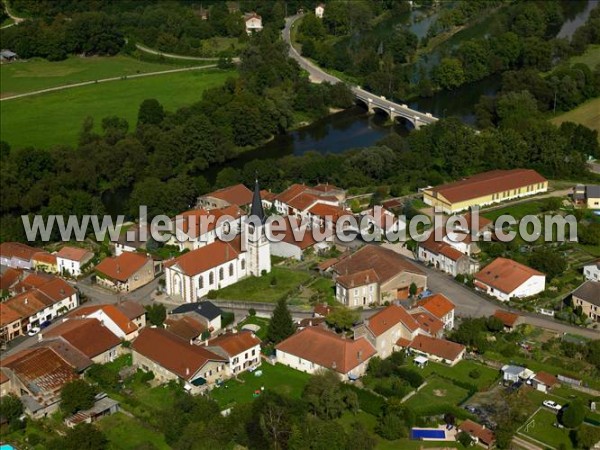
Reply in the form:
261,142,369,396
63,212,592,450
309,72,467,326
0,275,78,342
67,303,142,340
56,246,94,277
531,371,559,393
65,394,119,428
170,205,244,251
314,303,333,317
270,217,332,260
113,224,148,256
31,252,58,274
571,280,600,322
315,3,325,18
332,245,427,306
500,365,534,384
413,293,456,330
244,12,263,34
114,300,146,329
165,181,271,303
0,50,18,62
354,304,421,359
422,169,548,214
41,318,122,363
409,311,445,338
492,310,521,331
359,206,404,237
446,213,493,255
458,420,496,449
572,184,600,209
207,331,261,374
418,233,478,276
132,328,228,393
170,301,223,332
276,327,376,381
403,334,466,366
197,184,253,209
0,267,22,292
95,251,154,292
165,315,207,341
273,183,346,218
474,258,545,301
0,242,43,269
583,260,600,281
0,347,79,418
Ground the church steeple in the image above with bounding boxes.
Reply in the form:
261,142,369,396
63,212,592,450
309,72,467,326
250,177,266,222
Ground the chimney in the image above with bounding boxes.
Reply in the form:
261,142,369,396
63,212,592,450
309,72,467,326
116,264,120,274
332,361,337,370
186,367,190,376
357,350,363,362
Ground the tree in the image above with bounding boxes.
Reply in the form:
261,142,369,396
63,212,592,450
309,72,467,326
60,379,97,415
574,425,600,450
560,399,585,428
433,58,465,90
303,370,358,419
409,282,418,298
137,99,165,126
456,431,473,447
267,298,295,343
325,306,360,332
145,303,167,327
0,395,23,427
47,423,107,450
528,248,567,281
585,339,600,370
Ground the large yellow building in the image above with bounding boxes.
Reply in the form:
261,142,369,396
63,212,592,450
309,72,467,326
422,169,548,214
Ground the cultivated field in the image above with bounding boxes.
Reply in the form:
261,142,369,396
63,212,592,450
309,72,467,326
0,55,202,97
551,97,600,138
1,68,235,148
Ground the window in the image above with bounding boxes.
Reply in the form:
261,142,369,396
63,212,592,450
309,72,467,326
198,276,203,289
229,263,234,277
241,259,245,270
252,349,256,356
219,268,224,281
209,272,214,285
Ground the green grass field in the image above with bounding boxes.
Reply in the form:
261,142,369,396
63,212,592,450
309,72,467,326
214,267,313,303
98,412,171,450
0,55,201,96
1,68,235,148
414,359,500,391
482,200,545,221
209,363,311,409
551,97,600,139
569,44,600,70
404,377,470,413
237,315,270,340
520,408,572,450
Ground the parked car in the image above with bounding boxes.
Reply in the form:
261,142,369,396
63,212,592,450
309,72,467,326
40,320,52,329
543,400,562,411
27,327,41,336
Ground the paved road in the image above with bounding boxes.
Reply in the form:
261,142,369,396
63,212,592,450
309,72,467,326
282,15,438,126
0,64,217,101
1,2,24,29
135,43,240,62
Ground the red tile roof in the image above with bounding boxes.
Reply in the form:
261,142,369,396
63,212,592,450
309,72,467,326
289,192,320,211
475,258,544,295
132,328,226,380
165,316,206,340
366,304,419,336
0,267,22,290
312,183,342,193
427,169,546,204
308,203,350,221
419,232,467,262
43,318,121,358
493,310,520,327
276,327,376,375
459,420,495,445
0,242,41,262
410,311,444,336
116,301,146,320
317,258,339,271
204,184,253,206
460,213,492,233
533,371,558,387
96,251,152,282
176,205,243,238
56,246,93,262
313,303,333,317
69,304,138,335
276,216,332,250
276,184,309,205
166,238,240,276
31,252,57,265
416,294,455,319
336,269,379,289
408,334,465,361
333,245,424,284
208,331,260,357
0,303,22,326
260,190,277,202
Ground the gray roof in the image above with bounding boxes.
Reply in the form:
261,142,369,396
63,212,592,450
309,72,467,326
586,185,600,198
171,301,222,321
572,280,600,307
0,50,17,57
501,364,525,376
250,179,266,223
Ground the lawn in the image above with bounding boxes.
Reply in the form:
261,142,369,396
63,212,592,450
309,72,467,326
482,200,545,221
0,55,199,96
1,68,235,148
214,267,313,303
568,44,600,70
237,315,270,340
520,408,572,450
209,363,311,409
404,377,471,413
551,97,600,138
98,412,170,450
415,359,500,391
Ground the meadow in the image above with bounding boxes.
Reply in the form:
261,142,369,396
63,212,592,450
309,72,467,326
1,68,235,148
551,97,600,138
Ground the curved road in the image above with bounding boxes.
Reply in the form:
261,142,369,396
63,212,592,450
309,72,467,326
283,15,438,127
135,43,240,63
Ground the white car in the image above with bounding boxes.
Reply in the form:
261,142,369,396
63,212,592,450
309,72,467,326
543,400,562,411
27,327,40,337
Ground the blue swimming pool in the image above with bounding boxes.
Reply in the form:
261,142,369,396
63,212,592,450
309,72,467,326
0,444,16,450
411,428,446,440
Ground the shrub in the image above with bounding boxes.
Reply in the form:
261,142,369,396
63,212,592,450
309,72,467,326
222,311,235,328
469,369,481,379
394,368,424,388
249,308,256,316
345,385,386,416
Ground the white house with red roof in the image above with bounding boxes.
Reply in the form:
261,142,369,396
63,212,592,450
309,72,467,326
95,252,154,292
197,184,253,209
244,12,263,34
0,242,44,269
68,303,143,340
56,246,94,277
270,216,332,260
474,257,545,301
413,293,455,330
207,331,261,375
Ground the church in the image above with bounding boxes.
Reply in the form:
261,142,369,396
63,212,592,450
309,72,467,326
164,180,271,303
